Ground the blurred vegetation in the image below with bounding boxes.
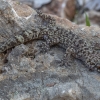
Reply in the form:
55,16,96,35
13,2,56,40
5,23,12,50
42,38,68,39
85,14,91,26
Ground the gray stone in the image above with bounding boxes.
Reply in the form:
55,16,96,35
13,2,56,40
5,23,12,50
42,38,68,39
0,0,100,100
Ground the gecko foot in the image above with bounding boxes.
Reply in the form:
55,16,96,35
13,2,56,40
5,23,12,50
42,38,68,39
59,54,74,67
37,41,50,53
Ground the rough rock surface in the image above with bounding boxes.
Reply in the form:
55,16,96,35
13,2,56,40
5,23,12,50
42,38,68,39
0,0,100,100
13,0,52,8
13,0,76,20
40,0,76,20
64,0,76,20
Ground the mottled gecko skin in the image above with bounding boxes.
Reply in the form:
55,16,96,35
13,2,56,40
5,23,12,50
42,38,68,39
0,10,100,72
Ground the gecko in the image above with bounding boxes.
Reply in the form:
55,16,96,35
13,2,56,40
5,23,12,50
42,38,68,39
0,10,100,72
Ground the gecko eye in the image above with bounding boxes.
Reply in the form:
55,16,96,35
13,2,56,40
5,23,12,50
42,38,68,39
96,63,100,72
89,63,100,72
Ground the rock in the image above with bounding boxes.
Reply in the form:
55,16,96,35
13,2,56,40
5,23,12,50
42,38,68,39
11,0,33,17
1,40,99,100
41,0,65,17
64,0,76,20
0,0,100,100
15,0,76,20
12,0,34,8
13,0,52,8
40,0,76,20
33,0,51,8
0,0,34,42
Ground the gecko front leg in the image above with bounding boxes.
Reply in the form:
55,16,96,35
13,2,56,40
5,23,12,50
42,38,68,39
37,34,60,53
37,41,50,53
60,46,76,67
